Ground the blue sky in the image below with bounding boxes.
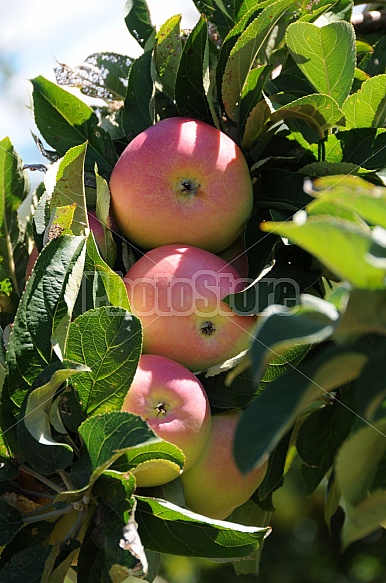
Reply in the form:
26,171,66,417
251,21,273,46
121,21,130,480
0,0,199,164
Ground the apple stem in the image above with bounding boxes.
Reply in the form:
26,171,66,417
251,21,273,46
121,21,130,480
20,465,65,494
22,503,74,524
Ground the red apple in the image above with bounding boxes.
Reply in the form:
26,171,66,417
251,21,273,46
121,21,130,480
109,117,254,253
181,409,268,520
124,244,257,372
121,354,212,487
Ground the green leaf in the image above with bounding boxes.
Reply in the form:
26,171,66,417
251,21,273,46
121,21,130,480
65,307,142,415
298,392,355,496
135,496,271,559
343,490,386,549
24,360,89,447
55,52,133,101
242,99,271,149
175,15,212,123
124,0,155,49
360,36,386,78
192,0,236,39
74,233,130,318
235,342,369,472
261,215,386,290
44,143,88,237
270,94,345,139
0,137,30,299
122,50,155,141
155,15,183,99
338,128,386,170
3,235,86,411
93,474,148,578
286,21,356,107
239,65,273,131
94,168,117,268
336,419,386,508
0,498,23,545
355,342,386,423
342,74,386,129
334,289,386,343
31,76,117,176
79,412,158,474
250,295,339,384
0,545,52,582
308,175,386,229
222,0,294,121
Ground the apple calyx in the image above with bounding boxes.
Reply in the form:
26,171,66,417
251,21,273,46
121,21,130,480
177,178,201,198
201,321,216,336
154,402,168,416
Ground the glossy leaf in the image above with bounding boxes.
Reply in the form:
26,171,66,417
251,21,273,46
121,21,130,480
336,419,386,508
298,392,355,496
135,496,271,559
249,295,339,384
31,76,117,176
286,21,356,107
3,235,86,411
155,15,183,99
24,361,89,447
122,50,155,141
44,143,88,237
124,0,155,49
234,343,369,472
222,0,294,121
261,215,386,290
65,307,142,415
0,137,30,299
94,167,117,268
269,94,345,139
175,15,212,123
308,175,386,229
74,233,130,318
342,74,386,129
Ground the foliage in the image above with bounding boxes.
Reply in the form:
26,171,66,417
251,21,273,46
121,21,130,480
0,0,386,581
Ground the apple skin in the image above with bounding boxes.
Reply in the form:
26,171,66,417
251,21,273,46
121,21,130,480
181,409,268,520
121,354,212,487
109,117,254,253
124,244,257,372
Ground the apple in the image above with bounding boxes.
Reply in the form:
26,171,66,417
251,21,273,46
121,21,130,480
123,244,257,372
109,117,254,253
121,353,212,487
181,409,268,520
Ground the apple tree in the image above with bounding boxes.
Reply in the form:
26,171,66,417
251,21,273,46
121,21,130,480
0,0,386,581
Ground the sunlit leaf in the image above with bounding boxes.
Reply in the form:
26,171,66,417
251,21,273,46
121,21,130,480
65,307,141,415
135,496,271,559
342,74,386,129
222,0,294,121
286,21,356,107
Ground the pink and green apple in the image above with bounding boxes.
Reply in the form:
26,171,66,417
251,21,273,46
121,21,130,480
121,353,212,487
109,117,254,253
124,244,257,372
181,409,268,520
